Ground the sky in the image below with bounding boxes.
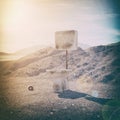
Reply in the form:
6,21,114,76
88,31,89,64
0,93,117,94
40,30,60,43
0,0,120,53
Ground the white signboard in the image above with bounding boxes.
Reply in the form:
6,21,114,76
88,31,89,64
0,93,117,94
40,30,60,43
55,30,78,50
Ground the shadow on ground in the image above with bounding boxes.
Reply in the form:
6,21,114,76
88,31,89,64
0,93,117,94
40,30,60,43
57,90,87,99
0,90,114,120
57,90,112,105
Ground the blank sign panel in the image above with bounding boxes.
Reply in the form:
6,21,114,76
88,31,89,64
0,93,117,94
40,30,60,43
55,30,78,50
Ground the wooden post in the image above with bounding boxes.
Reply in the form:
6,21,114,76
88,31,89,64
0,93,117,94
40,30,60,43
66,50,68,69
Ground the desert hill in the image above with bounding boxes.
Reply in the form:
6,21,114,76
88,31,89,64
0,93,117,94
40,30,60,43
2,42,120,85
0,42,120,120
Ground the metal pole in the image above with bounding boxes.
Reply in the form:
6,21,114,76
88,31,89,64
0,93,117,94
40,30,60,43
66,50,68,69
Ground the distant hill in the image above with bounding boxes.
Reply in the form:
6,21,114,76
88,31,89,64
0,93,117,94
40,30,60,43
78,43,91,50
0,52,12,56
0,52,14,61
0,45,51,61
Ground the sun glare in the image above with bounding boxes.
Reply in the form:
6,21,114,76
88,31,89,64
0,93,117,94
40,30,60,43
1,0,118,53
2,0,52,53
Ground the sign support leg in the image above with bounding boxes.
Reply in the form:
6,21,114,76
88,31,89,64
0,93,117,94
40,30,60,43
66,50,68,69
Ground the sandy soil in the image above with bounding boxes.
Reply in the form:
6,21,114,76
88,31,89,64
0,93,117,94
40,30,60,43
0,75,119,120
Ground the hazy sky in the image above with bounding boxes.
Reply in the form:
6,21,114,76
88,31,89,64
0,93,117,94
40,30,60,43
0,0,120,52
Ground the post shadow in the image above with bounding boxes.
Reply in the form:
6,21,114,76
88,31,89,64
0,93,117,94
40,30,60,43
57,89,112,105
57,90,87,99
85,96,112,105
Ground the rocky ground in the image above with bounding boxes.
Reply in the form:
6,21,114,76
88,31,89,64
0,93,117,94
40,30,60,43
0,42,120,120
